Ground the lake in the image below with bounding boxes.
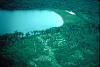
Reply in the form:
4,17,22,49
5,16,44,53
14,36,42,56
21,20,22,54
0,10,64,35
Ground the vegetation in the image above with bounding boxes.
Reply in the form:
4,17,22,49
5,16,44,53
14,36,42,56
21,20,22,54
0,13,99,67
0,0,99,67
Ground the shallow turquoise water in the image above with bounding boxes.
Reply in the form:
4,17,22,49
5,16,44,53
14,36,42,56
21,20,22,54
0,10,64,35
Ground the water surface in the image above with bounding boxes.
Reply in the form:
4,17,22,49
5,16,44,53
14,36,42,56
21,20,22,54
0,10,64,35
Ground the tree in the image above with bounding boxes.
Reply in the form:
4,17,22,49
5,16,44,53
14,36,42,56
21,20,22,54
25,32,30,37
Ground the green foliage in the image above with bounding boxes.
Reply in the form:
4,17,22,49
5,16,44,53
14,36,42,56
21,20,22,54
0,2,99,67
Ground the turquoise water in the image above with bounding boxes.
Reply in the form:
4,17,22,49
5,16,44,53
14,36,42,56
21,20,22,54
0,10,64,35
